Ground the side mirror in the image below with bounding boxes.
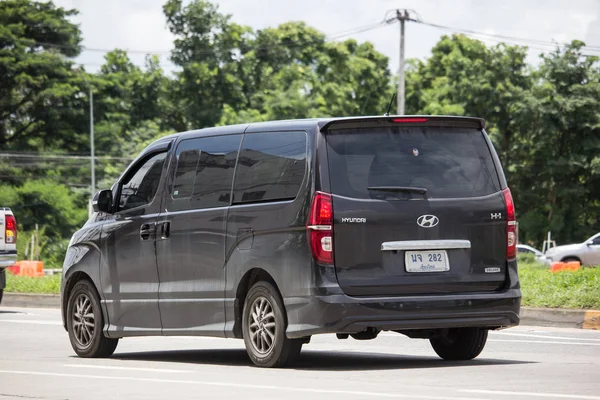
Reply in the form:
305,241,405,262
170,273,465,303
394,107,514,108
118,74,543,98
92,189,113,213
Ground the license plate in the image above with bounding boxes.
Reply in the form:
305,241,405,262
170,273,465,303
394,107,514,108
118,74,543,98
405,250,449,273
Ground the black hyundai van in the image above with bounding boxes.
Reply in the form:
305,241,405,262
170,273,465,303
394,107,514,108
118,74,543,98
61,116,521,368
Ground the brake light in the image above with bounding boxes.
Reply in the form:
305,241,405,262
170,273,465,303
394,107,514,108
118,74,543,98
307,192,334,264
5,214,17,244
391,117,428,123
503,188,516,259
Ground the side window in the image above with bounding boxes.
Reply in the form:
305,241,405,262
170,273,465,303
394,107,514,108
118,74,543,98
118,152,167,212
233,131,307,204
172,141,200,199
191,135,241,209
168,134,242,211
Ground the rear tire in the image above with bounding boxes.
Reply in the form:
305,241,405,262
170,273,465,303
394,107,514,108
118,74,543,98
242,281,303,368
0,289,3,305
66,279,118,358
430,328,488,361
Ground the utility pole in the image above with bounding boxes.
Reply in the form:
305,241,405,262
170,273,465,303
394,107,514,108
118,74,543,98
72,67,96,216
387,10,416,115
397,9,406,115
89,86,95,200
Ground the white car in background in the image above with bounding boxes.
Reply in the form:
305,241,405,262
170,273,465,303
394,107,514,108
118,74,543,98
544,233,600,266
517,244,551,266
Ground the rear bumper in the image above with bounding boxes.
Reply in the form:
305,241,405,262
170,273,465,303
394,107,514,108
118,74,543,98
285,289,521,338
0,251,17,268
285,260,521,339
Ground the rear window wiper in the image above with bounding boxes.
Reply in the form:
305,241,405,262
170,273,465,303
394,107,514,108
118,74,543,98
367,186,428,199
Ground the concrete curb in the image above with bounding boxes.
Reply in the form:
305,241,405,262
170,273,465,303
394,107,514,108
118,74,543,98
1,293,599,330
2,293,61,308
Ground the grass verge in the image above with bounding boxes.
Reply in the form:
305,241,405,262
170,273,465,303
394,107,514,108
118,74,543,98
3,262,600,310
4,273,61,294
519,261,600,309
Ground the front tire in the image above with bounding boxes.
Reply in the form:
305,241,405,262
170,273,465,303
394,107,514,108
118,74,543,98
430,328,488,361
242,281,302,368
66,279,118,358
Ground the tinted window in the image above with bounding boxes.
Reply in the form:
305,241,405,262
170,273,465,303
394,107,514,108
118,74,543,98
169,135,242,211
233,131,307,204
172,141,200,199
119,152,166,211
325,127,500,199
518,247,532,254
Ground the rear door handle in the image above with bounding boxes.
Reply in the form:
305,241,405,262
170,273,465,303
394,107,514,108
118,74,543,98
140,223,156,241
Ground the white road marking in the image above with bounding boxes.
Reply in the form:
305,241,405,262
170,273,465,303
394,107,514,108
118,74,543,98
489,339,600,346
492,332,600,342
462,389,600,400
0,319,62,325
64,364,193,373
0,370,492,400
381,331,600,342
380,332,406,337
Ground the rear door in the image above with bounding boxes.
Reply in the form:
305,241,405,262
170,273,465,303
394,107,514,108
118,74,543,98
156,134,242,335
324,120,507,296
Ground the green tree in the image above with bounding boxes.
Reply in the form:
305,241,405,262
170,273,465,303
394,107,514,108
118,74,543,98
405,34,531,173
84,51,173,188
513,42,600,245
164,1,392,127
0,180,87,238
163,0,250,129
0,0,85,151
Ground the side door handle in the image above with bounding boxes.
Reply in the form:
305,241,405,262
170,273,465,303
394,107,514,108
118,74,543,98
140,223,156,241
158,221,171,240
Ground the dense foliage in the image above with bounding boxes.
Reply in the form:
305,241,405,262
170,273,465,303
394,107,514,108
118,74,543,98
1,0,599,266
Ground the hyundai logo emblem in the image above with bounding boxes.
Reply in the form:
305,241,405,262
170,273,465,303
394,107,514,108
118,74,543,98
417,214,439,228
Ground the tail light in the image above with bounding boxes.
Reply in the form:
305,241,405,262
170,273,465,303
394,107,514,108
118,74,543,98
503,188,516,259
5,214,17,244
307,192,334,264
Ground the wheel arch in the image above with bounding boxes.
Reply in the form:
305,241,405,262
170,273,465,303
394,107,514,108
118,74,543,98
233,268,283,339
62,270,103,331
560,255,582,263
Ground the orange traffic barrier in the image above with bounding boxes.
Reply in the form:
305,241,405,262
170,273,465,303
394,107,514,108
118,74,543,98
7,261,45,277
551,261,580,273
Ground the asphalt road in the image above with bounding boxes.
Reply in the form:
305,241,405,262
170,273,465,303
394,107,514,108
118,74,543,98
1,306,599,400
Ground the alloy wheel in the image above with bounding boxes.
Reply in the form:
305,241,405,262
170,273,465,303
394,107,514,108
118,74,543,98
248,296,276,355
72,293,95,348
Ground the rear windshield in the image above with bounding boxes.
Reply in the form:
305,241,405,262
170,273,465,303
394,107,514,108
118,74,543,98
325,126,501,199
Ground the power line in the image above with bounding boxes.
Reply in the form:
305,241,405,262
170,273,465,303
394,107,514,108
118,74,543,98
23,21,389,58
0,150,116,156
416,20,600,54
0,153,132,161
328,21,389,40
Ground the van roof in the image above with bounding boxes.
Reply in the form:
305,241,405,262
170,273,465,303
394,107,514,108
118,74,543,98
153,115,486,145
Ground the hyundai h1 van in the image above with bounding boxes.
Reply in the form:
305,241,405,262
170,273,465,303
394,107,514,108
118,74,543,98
61,116,521,367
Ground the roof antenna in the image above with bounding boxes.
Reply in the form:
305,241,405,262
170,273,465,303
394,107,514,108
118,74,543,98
384,93,397,116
